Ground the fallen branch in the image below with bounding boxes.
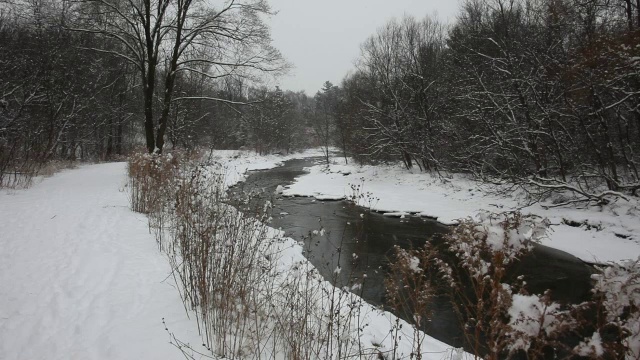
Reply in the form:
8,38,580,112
528,177,630,208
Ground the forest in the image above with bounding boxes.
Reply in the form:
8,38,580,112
1,0,639,200
333,0,640,205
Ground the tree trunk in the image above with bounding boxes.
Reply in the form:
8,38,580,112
143,0,158,154
403,150,413,170
625,0,634,31
155,6,186,154
116,79,125,156
106,116,113,158
143,80,155,153
116,121,123,155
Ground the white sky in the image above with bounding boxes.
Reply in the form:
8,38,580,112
266,0,461,95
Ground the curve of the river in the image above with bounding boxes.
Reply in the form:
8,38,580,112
229,157,595,349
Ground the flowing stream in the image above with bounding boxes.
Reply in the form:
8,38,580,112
229,157,595,349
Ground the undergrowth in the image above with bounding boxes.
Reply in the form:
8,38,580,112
386,212,640,360
127,152,417,359
128,151,640,360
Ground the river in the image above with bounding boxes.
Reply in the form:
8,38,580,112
229,156,595,350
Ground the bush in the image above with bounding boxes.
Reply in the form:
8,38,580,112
127,152,179,214
578,258,640,359
386,211,640,360
385,212,579,359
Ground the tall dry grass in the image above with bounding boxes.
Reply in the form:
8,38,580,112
126,152,390,359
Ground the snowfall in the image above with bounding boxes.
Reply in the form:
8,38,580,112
1,148,638,360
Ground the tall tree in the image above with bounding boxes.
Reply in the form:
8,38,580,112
71,0,285,153
313,81,339,164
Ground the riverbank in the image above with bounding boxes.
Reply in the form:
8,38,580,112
205,149,638,358
0,153,471,359
204,150,472,359
277,154,640,264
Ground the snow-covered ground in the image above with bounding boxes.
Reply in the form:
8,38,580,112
280,156,640,264
0,152,470,360
204,148,327,188
7,148,633,360
0,163,201,360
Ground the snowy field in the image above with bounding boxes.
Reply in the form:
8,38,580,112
280,155,640,264
0,152,470,360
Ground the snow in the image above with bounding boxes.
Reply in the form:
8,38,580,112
311,228,326,236
545,225,640,264
12,149,637,359
282,157,640,264
589,258,640,358
382,211,411,217
0,152,472,360
0,163,201,360
408,256,421,273
574,331,604,357
508,294,562,338
474,211,548,255
206,148,326,188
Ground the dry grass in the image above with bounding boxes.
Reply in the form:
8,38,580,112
126,152,385,359
385,245,436,360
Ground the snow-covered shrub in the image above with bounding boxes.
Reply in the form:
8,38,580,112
128,154,382,359
505,290,572,357
346,181,379,209
128,152,281,357
426,211,553,359
268,255,370,360
167,162,282,358
264,223,379,360
577,257,640,359
127,152,186,252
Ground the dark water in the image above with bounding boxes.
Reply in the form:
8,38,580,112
229,157,595,349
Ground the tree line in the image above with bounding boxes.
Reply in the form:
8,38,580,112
4,0,639,200
0,0,320,185
322,0,639,202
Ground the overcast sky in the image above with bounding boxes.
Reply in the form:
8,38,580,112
265,0,461,95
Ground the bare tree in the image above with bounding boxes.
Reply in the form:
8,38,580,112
71,0,286,153
1,0,138,184
312,81,339,164
336,0,639,203
356,15,447,170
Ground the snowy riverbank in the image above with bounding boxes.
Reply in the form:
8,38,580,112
0,152,471,360
5,148,634,359
279,155,640,265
